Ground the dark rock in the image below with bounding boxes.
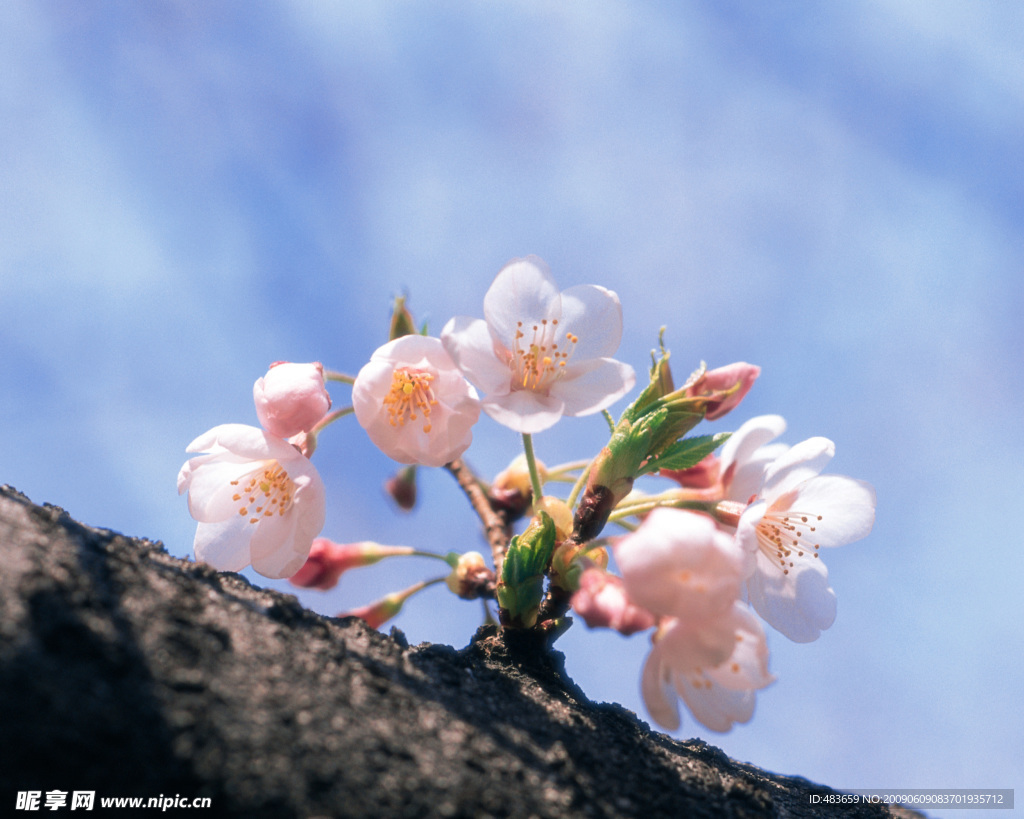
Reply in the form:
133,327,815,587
0,485,924,818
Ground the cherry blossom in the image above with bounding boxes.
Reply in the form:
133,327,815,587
441,256,635,434
353,335,481,467
177,424,326,579
641,602,773,732
733,436,877,642
253,361,332,438
615,507,744,623
612,508,773,731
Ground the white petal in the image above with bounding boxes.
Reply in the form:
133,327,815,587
550,358,636,417
726,444,789,504
249,511,302,578
641,642,681,731
678,674,755,733
441,316,513,395
658,614,739,671
483,257,561,348
184,460,261,522
786,475,876,548
720,415,786,470
194,517,255,573
482,390,565,434
706,604,775,691
558,284,624,360
760,437,835,502
186,423,300,463
747,555,837,643
735,500,767,576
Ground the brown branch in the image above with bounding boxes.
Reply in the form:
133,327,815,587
445,459,513,574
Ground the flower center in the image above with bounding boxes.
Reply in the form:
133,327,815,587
511,318,577,392
384,368,438,433
754,509,822,575
231,462,295,525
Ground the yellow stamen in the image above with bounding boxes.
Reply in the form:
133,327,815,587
383,368,438,434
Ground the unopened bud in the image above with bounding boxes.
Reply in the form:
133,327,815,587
254,361,332,439
384,466,417,511
343,594,405,630
389,295,418,340
341,577,433,630
682,361,760,421
289,539,415,591
549,540,607,592
444,551,494,599
533,496,573,541
571,568,657,636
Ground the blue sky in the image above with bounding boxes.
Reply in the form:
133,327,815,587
2,1,1021,810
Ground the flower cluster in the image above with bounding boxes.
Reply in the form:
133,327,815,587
178,256,875,736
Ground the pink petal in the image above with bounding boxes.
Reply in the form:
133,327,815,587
678,674,756,733
641,642,681,731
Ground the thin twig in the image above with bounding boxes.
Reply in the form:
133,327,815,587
445,459,512,575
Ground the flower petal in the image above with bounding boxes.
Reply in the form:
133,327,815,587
678,674,756,733
558,284,624,360
720,414,786,474
194,517,255,573
183,460,260,522
551,358,636,417
441,316,513,396
483,257,561,348
186,423,301,464
784,475,876,548
482,390,565,434
641,641,681,731
705,603,774,692
760,436,835,502
747,554,837,642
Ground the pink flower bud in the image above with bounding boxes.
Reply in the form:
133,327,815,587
685,362,760,421
571,568,656,636
343,595,405,630
384,466,417,511
660,453,721,490
288,539,414,591
254,361,332,439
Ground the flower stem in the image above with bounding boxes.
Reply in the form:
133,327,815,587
565,455,594,510
324,370,356,384
606,495,718,524
521,433,545,502
309,405,354,436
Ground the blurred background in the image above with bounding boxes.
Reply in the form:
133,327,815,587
2,0,1021,810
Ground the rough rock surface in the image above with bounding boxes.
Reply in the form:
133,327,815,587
0,485,923,818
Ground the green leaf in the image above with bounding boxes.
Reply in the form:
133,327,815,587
496,512,556,627
638,432,731,476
